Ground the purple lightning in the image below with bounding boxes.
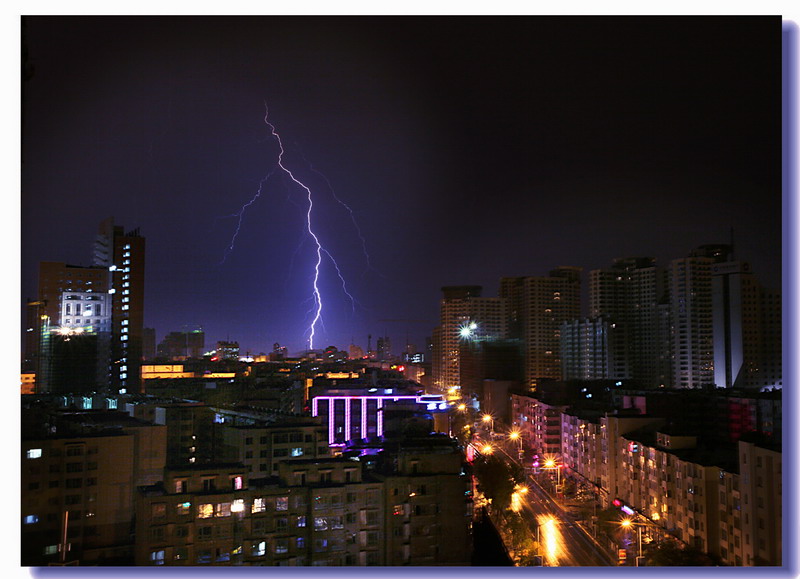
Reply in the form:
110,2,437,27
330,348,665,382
258,106,326,350
222,103,362,351
220,170,275,264
294,147,377,278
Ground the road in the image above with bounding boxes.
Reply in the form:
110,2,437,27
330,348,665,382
472,427,614,567
520,475,614,566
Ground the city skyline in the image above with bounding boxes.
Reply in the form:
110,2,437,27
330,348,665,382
21,16,783,355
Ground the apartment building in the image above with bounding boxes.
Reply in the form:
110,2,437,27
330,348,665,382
21,409,166,565
216,417,331,479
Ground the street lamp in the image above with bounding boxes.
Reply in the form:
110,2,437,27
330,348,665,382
481,413,494,434
508,429,523,462
620,518,646,566
541,458,561,492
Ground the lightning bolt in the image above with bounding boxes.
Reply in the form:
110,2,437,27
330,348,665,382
261,104,340,351
222,103,361,351
219,170,275,264
294,147,376,277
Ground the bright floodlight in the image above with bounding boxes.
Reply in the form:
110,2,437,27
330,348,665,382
544,459,556,468
482,414,492,423
620,519,633,528
459,325,473,338
508,430,520,440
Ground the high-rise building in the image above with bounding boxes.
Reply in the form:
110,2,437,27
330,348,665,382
500,267,581,389
142,327,156,361
158,328,206,360
34,262,112,393
93,218,146,393
669,245,731,389
589,257,668,387
376,336,392,361
712,260,782,389
215,341,240,361
560,316,628,381
431,286,507,393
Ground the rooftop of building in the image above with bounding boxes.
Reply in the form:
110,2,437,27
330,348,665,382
622,426,739,472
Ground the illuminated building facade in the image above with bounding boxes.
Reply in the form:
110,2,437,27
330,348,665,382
33,263,112,392
93,218,146,393
431,285,507,393
668,245,730,389
500,267,581,389
711,260,782,389
309,383,448,446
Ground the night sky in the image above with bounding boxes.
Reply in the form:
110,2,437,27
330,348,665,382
21,16,783,357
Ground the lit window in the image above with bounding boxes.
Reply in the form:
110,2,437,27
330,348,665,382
24,515,38,524
122,305,129,310
291,447,304,457
251,498,266,513
198,504,213,518
176,502,191,515
252,541,266,556
27,449,42,459
215,502,231,517
231,499,245,513
232,476,243,490
44,545,58,556
150,550,165,565
276,497,288,511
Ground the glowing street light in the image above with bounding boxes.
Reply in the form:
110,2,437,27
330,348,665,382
620,518,646,566
481,413,494,434
541,457,562,490
481,444,494,455
458,403,467,412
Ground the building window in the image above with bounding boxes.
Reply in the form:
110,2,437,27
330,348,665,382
26,449,42,459
215,502,231,517
276,497,288,511
252,541,266,557
24,515,38,524
197,504,213,519
252,498,266,513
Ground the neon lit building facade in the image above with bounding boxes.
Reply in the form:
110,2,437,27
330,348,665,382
310,386,448,446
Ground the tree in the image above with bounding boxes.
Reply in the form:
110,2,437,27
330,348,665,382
472,454,523,511
646,540,716,566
